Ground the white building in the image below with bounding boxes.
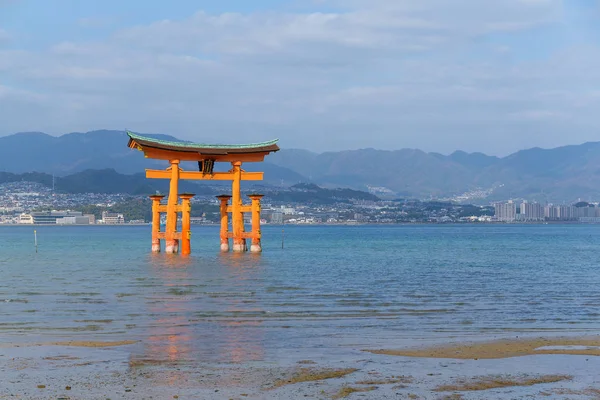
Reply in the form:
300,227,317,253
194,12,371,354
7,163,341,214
19,213,34,224
101,211,125,224
56,216,92,225
519,201,544,221
494,201,517,222
280,206,296,215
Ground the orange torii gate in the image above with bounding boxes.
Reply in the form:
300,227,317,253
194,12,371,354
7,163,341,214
127,132,279,255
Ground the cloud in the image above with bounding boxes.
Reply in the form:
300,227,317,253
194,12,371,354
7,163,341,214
0,0,598,155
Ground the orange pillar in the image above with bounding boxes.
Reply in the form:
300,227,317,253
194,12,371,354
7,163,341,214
179,193,194,255
231,161,246,252
149,194,165,252
248,194,263,253
216,195,231,252
165,159,180,254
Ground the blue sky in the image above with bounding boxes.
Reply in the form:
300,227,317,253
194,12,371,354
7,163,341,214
0,1,300,48
0,0,599,155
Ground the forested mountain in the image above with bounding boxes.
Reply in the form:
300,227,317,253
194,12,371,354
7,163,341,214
2,130,600,202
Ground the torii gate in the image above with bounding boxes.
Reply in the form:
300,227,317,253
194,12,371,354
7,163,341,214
126,131,279,255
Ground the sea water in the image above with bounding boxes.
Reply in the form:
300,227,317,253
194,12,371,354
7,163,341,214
1,224,600,365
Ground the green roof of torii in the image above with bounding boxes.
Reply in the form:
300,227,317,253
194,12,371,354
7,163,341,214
126,131,280,154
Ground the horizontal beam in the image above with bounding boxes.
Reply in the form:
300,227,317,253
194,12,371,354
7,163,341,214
227,205,253,213
146,169,264,181
156,204,257,213
157,205,182,213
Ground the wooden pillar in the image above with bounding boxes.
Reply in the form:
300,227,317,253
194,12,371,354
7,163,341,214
179,193,194,255
248,194,264,253
216,195,232,252
149,194,165,252
231,161,246,252
165,159,180,254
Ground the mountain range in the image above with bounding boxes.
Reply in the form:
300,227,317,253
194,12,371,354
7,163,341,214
1,129,599,203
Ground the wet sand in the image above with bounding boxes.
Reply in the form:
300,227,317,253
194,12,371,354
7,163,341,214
2,337,600,399
366,336,600,359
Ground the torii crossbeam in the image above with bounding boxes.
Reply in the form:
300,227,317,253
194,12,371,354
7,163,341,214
127,131,279,255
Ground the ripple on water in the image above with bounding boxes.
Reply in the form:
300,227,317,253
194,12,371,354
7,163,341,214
2,225,600,351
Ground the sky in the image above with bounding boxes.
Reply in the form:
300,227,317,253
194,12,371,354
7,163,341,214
0,0,599,155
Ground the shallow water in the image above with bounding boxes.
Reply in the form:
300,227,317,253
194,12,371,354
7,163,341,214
1,224,600,366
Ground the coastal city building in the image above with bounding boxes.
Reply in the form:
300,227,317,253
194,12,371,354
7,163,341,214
100,211,125,224
16,211,94,225
494,201,517,222
18,213,33,224
4,179,600,226
56,215,93,225
31,211,85,225
518,201,544,221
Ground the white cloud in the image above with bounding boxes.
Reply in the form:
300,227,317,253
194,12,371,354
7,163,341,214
0,0,598,155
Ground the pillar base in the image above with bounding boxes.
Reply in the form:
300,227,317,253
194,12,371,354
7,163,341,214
165,239,179,254
220,241,230,252
151,240,161,253
250,243,262,253
232,241,246,252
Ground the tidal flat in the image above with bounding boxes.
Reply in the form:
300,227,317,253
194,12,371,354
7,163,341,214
2,339,600,399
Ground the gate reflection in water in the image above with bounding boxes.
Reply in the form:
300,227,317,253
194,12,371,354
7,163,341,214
131,252,265,371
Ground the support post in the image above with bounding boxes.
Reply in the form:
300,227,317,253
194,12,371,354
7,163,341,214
248,194,264,253
149,194,165,252
165,160,180,254
231,161,246,252
216,195,232,252
179,193,195,255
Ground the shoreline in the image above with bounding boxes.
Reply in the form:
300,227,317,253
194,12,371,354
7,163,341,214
0,221,596,227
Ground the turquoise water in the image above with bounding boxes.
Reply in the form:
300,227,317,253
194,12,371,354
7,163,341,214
1,224,600,364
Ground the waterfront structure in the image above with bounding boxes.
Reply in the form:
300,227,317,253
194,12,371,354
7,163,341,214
85,214,96,224
519,201,544,221
17,211,93,225
494,201,517,222
30,211,84,225
101,211,125,224
56,215,92,225
127,131,279,255
270,211,283,225
19,213,33,224
544,204,578,221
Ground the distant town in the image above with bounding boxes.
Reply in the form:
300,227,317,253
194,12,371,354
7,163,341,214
1,181,600,225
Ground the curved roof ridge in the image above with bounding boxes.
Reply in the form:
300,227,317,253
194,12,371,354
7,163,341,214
127,131,279,150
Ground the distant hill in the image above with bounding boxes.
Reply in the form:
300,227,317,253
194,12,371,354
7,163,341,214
0,130,306,186
0,130,161,175
267,143,600,202
2,130,600,202
0,170,378,204
267,183,380,204
0,169,205,195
